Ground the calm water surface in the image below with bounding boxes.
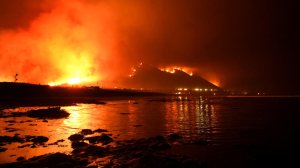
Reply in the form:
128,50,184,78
1,96,300,163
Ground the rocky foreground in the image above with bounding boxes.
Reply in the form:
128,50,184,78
0,128,206,168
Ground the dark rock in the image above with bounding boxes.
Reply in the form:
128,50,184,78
93,128,108,133
154,135,166,142
85,134,113,145
26,107,70,119
84,145,106,156
25,135,35,142
167,133,182,141
0,135,24,143
31,136,49,144
0,147,7,152
18,144,31,148
0,152,89,168
80,129,93,135
42,119,48,122
16,156,25,161
57,139,65,143
71,141,88,149
157,142,171,150
68,134,84,142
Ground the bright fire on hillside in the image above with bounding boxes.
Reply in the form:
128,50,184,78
160,66,221,87
159,66,194,76
0,1,117,87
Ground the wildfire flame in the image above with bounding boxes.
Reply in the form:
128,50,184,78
0,0,119,86
159,66,194,76
160,66,221,87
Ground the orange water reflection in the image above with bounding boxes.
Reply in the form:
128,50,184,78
0,97,219,163
165,96,218,139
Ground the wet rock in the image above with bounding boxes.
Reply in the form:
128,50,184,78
16,157,25,161
71,141,88,149
84,145,106,156
26,107,70,119
167,133,182,141
0,135,24,143
31,136,49,144
93,128,108,133
18,144,31,148
85,134,113,145
0,147,7,152
68,134,84,142
57,139,65,143
49,139,65,145
1,152,89,168
80,129,93,135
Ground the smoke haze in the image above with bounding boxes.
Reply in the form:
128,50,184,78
0,0,298,92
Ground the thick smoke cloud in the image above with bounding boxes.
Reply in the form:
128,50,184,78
0,0,128,85
0,0,298,92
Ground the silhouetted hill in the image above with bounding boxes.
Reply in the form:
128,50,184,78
121,65,220,91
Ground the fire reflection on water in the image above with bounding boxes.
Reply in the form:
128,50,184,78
0,97,218,163
164,96,218,140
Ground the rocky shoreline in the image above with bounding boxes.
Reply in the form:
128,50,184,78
0,128,206,168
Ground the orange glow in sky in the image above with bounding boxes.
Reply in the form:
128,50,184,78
0,0,119,86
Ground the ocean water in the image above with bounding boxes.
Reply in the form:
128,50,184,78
1,96,300,163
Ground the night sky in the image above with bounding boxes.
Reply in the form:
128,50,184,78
0,0,299,93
